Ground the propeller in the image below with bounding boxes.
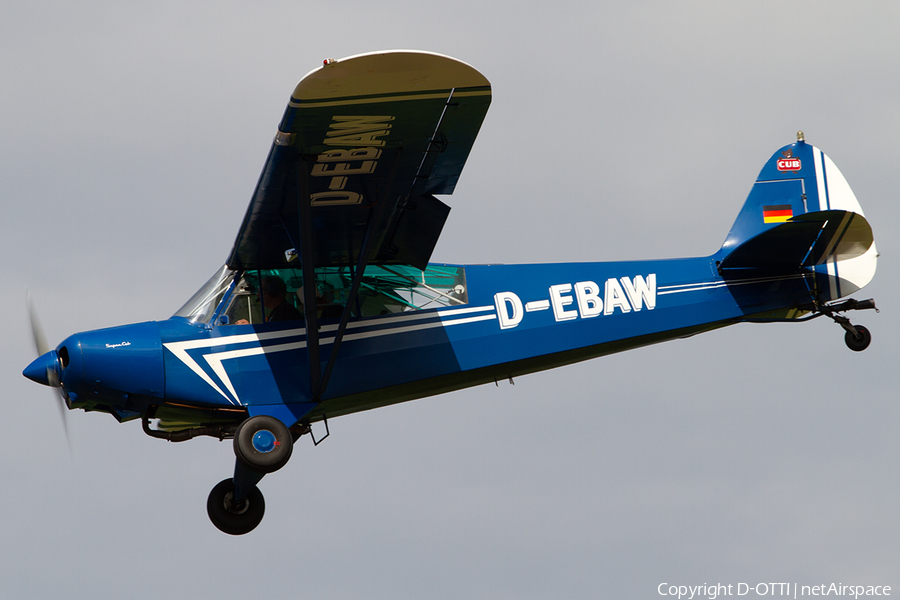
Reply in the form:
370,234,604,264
26,293,71,449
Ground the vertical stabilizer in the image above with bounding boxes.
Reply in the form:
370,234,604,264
720,137,877,301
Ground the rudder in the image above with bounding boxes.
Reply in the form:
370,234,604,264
719,135,877,302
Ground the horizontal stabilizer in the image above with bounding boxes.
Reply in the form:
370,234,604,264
720,210,873,272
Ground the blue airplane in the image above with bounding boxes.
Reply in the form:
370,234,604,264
23,51,878,535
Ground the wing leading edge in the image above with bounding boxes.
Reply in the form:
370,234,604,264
227,51,492,272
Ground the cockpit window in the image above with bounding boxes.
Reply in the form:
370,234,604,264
348,264,468,315
173,265,238,324
176,263,468,326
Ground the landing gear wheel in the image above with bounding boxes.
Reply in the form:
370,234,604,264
207,478,265,535
234,415,293,473
845,325,871,352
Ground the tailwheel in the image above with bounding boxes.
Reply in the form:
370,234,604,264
811,298,877,353
207,478,265,535
844,325,871,352
234,415,293,473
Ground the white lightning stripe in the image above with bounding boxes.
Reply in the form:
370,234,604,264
166,343,232,403
814,147,828,210
438,305,495,317
320,310,433,332
657,282,727,295
658,274,807,296
209,313,497,403
163,327,306,405
441,313,497,325
165,327,306,352
166,306,498,404
658,282,712,290
814,147,840,299
316,304,493,333
204,341,308,403
827,261,839,299
725,274,806,287
341,312,496,343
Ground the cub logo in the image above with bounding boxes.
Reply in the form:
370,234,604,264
776,149,801,172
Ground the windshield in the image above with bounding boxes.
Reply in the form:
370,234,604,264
173,265,238,324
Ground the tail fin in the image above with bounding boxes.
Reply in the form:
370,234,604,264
719,136,877,302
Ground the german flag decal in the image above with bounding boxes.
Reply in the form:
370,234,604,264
763,204,793,224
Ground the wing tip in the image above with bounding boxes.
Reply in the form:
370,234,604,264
292,50,491,102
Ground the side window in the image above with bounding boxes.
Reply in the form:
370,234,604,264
220,269,305,325
355,264,468,315
212,263,468,325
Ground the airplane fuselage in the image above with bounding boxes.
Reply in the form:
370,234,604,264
46,252,811,429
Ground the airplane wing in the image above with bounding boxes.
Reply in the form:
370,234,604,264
226,51,492,272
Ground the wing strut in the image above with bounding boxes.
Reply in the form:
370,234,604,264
313,92,459,398
295,150,404,401
317,150,403,399
296,163,321,396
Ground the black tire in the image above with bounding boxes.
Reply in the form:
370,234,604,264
845,325,871,352
233,415,293,473
207,478,265,535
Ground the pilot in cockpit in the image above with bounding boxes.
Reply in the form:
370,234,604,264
232,275,302,324
259,276,303,322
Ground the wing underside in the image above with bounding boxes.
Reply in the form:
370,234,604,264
227,51,491,272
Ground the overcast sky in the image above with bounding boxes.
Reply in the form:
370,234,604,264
2,2,899,598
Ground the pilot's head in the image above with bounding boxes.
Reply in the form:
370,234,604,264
260,276,287,305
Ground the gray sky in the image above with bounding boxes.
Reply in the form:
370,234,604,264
2,1,899,598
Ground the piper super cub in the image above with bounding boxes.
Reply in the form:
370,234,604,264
24,51,878,534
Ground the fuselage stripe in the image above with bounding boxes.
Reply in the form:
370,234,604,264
166,305,498,405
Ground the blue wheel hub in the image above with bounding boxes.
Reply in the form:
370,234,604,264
251,429,277,453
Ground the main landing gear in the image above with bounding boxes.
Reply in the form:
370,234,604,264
206,415,296,535
233,415,293,473
813,298,878,352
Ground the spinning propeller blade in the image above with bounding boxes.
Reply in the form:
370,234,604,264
28,295,49,357
27,294,70,448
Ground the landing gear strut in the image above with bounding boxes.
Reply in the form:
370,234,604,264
813,298,877,352
207,415,297,535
